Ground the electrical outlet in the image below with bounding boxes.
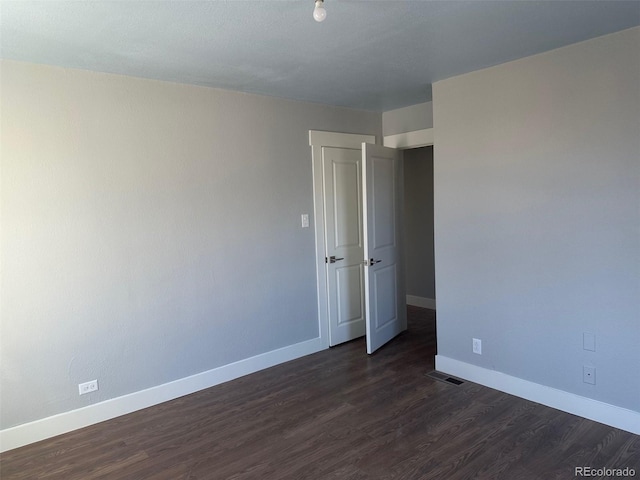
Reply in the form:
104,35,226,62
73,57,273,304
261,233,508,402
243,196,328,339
79,379,99,395
472,338,482,355
583,366,596,385
301,214,309,228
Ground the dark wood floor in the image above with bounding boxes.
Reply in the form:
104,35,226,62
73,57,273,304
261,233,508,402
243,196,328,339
2,306,639,480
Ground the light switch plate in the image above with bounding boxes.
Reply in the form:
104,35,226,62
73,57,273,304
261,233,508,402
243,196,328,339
301,214,309,228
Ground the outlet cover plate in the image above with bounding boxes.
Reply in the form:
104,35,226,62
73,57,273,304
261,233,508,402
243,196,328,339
472,338,482,355
583,366,596,385
79,380,99,395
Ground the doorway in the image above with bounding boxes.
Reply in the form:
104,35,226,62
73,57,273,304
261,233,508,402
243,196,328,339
403,146,436,311
310,130,434,353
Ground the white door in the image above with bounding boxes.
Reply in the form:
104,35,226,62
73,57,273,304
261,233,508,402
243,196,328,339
323,147,366,346
362,143,406,354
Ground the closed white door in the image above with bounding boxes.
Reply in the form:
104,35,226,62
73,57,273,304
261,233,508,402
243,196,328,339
362,143,406,354
323,147,366,346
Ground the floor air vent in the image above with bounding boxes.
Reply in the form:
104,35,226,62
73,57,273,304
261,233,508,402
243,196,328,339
426,371,465,386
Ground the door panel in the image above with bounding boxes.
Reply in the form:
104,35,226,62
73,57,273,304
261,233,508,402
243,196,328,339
332,161,361,248
362,143,406,354
323,147,365,346
372,264,397,330
372,156,395,249
336,264,364,326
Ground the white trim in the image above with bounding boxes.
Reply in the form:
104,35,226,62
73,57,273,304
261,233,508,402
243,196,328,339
0,337,325,453
383,128,434,149
309,130,375,149
308,130,375,350
435,355,640,435
406,295,436,310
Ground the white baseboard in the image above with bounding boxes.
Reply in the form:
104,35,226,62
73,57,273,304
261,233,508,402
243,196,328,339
0,337,325,453
435,355,640,435
406,295,436,310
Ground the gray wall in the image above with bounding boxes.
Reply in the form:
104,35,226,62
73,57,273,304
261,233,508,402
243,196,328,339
433,27,639,411
382,101,433,136
404,147,435,300
0,60,381,429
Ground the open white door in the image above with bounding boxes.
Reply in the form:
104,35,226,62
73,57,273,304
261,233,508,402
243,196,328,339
309,130,375,350
362,143,406,354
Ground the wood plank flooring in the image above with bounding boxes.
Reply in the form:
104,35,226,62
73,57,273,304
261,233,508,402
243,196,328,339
2,306,639,479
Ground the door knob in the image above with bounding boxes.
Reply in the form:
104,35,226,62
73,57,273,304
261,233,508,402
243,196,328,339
367,258,382,266
327,256,345,264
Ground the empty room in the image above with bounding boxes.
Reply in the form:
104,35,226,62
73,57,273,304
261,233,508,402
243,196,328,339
1,1,639,479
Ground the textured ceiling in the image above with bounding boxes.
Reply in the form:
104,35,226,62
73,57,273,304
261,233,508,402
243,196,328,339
1,1,639,111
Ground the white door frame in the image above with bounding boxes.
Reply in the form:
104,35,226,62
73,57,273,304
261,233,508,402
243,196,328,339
309,131,375,348
309,128,434,349
384,128,435,309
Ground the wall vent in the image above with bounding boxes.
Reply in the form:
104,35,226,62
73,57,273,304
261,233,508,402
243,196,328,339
425,370,465,386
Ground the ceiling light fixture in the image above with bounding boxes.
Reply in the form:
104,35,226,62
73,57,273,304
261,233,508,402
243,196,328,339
313,0,327,22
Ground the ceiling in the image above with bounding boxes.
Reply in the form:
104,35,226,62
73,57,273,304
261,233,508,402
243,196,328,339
1,1,639,112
